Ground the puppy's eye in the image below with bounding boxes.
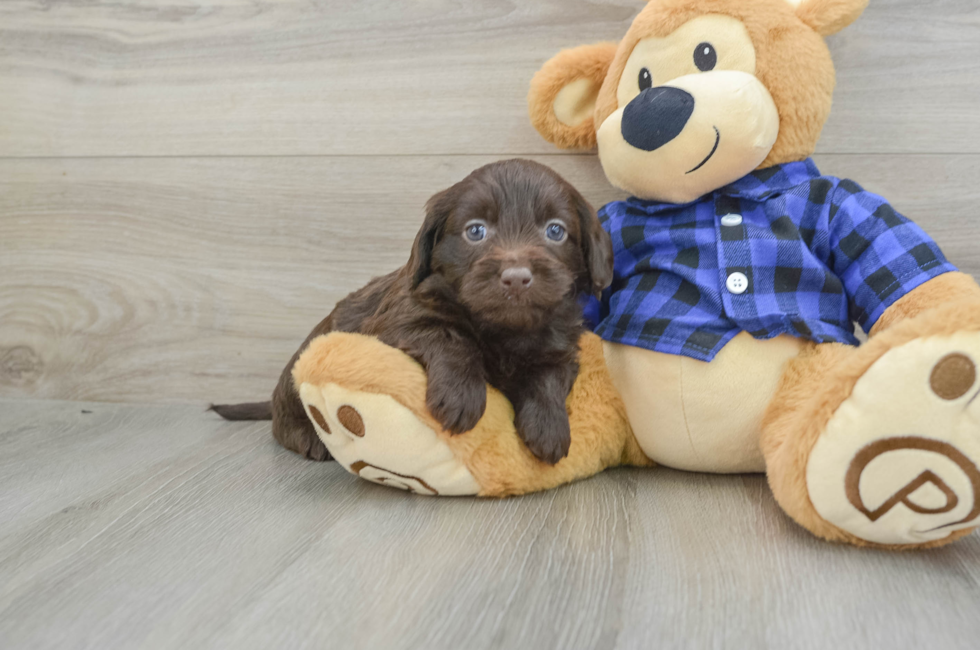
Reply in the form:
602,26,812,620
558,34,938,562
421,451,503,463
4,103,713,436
693,42,716,72
464,221,487,242
638,67,652,91
545,222,567,242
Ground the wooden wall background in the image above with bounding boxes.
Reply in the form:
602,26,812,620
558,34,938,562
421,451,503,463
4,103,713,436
2,0,979,405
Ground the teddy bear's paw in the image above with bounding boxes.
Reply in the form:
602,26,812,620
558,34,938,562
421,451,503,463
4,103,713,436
807,332,980,545
297,381,480,496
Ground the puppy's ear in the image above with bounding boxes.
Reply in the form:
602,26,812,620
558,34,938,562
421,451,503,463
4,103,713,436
528,42,618,150
572,190,613,297
407,188,454,289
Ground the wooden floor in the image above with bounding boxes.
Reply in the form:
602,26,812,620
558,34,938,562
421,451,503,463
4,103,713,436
1,399,978,650
3,0,980,647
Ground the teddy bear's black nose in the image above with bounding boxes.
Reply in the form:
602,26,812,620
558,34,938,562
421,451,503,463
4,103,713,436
621,86,695,152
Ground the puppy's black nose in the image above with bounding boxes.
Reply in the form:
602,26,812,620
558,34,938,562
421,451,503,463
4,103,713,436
621,86,694,152
501,267,533,296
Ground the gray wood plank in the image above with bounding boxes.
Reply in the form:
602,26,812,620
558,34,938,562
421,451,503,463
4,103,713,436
1,0,977,157
819,0,980,155
0,0,637,158
2,153,979,404
1,399,978,650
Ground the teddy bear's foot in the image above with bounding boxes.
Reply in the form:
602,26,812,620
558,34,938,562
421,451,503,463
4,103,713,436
806,332,980,546
291,331,646,498
298,381,481,496
292,332,481,496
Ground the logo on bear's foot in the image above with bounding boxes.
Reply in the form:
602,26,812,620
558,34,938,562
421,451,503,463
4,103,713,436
350,460,439,496
845,437,980,530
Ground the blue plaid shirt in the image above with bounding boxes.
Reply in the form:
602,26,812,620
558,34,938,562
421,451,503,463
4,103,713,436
584,158,956,362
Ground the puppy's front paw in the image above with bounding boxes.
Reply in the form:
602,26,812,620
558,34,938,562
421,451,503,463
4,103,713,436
426,374,487,435
515,401,571,465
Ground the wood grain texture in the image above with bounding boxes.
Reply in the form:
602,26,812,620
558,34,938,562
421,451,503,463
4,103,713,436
1,0,978,157
1,399,979,650
2,153,979,404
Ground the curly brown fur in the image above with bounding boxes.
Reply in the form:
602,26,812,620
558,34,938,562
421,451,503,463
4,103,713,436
215,159,613,465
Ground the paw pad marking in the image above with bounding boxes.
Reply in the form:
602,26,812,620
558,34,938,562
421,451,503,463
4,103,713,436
337,405,365,437
297,381,481,496
930,353,977,400
307,406,331,435
845,437,980,528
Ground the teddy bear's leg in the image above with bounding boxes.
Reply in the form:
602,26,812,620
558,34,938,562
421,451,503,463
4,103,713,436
297,377,481,496
291,331,648,498
763,274,980,548
291,331,481,496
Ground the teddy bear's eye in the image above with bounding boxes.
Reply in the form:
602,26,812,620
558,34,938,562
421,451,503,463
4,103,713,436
693,42,717,72
638,67,652,91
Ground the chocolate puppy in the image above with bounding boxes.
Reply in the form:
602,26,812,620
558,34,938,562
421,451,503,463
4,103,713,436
214,159,613,464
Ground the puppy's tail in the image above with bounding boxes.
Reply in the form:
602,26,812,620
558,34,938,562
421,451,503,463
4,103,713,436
210,401,273,421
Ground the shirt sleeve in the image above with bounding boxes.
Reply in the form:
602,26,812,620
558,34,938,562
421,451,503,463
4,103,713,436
826,179,957,332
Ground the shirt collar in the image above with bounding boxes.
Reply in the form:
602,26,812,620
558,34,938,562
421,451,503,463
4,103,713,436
624,158,821,213
717,158,821,200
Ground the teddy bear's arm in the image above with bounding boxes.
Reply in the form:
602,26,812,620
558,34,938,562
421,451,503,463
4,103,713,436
822,179,958,334
870,272,980,336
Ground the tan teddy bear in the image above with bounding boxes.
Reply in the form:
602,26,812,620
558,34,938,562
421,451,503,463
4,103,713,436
292,0,980,550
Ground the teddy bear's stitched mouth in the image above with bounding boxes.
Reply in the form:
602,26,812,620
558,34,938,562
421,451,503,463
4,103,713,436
686,126,720,174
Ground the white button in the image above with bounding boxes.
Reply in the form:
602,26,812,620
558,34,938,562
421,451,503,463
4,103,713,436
720,213,743,227
726,272,749,294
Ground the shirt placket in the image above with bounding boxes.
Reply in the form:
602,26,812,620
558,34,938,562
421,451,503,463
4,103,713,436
714,194,758,329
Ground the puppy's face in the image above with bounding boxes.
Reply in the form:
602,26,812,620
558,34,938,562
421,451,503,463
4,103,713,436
409,160,613,330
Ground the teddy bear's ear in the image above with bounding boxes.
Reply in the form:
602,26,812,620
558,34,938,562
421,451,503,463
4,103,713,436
789,0,869,36
528,42,618,150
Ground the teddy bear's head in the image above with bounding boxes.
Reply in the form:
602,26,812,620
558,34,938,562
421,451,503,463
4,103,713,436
529,0,868,203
